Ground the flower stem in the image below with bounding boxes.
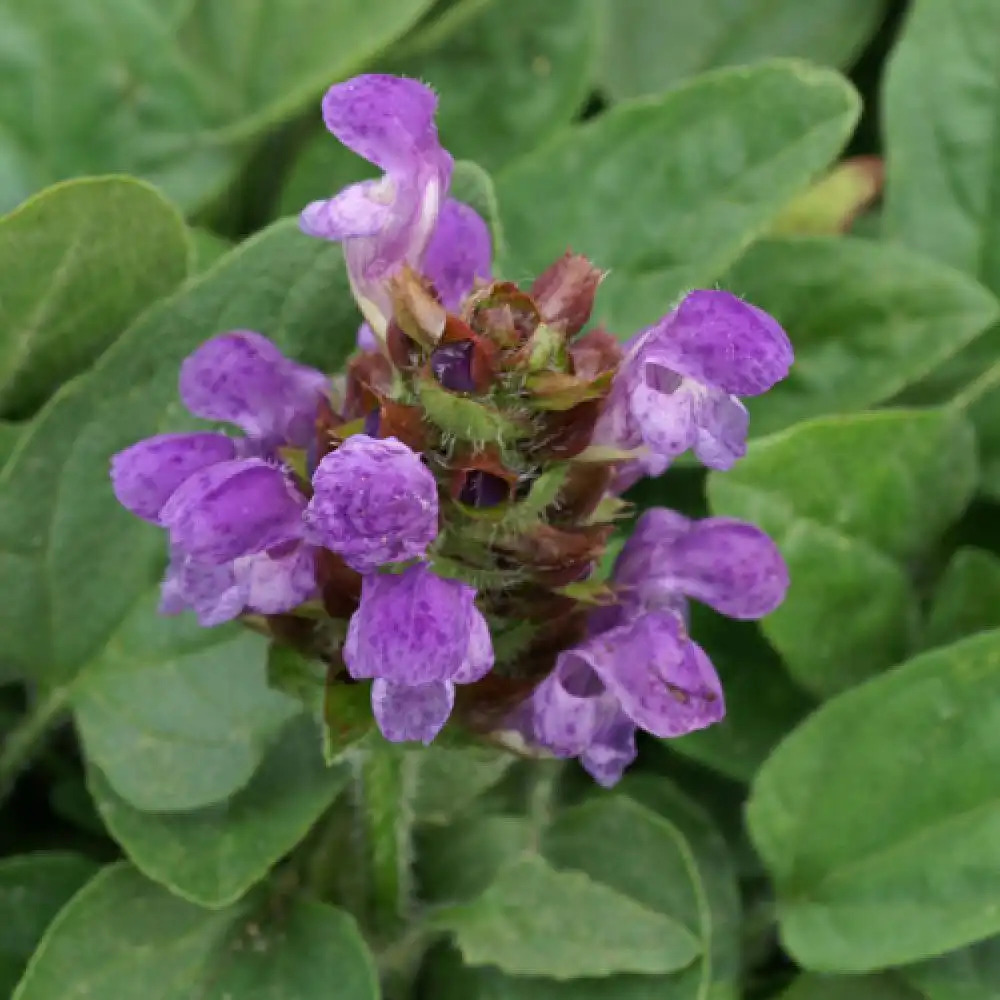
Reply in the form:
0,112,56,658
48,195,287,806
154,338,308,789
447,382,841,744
359,744,417,937
0,686,71,803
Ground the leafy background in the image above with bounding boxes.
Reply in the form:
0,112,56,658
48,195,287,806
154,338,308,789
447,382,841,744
3,0,1000,998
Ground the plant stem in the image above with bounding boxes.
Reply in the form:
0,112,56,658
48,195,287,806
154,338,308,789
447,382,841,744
0,686,71,802
360,744,417,937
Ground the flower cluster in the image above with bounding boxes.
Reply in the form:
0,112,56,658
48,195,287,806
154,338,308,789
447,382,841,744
110,75,792,782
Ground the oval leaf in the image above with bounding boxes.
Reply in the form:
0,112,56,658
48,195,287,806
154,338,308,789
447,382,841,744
748,630,1000,970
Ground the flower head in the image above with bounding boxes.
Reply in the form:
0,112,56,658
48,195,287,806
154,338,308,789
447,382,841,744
300,75,454,339
305,434,439,573
595,290,792,482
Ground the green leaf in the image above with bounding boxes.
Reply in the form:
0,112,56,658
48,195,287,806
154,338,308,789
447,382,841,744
0,422,21,469
497,60,859,333
0,853,99,997
903,936,1000,1000
921,548,1000,650
0,178,190,418
708,409,977,696
671,612,812,782
0,0,435,212
449,161,507,268
73,589,296,812
777,974,925,1000
883,0,1000,295
748,630,1000,971
601,0,887,99
436,853,701,978
413,745,515,822
12,864,379,1000
393,0,598,172
721,237,1000,435
420,785,740,998
0,220,353,688
88,715,349,907
189,228,231,273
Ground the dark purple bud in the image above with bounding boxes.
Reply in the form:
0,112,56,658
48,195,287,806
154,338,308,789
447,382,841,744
431,342,476,393
459,470,510,508
363,407,381,436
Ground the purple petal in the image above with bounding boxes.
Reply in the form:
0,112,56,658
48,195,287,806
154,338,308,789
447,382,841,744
581,612,725,738
640,291,792,396
452,608,494,683
179,331,327,448
616,510,787,620
300,180,394,240
235,544,317,615
305,435,438,573
531,655,610,757
160,550,245,627
371,678,455,744
110,432,236,523
344,565,479,685
580,712,637,788
431,341,476,393
423,199,492,310
160,459,306,565
357,323,379,352
321,76,442,172
629,370,697,464
692,391,749,470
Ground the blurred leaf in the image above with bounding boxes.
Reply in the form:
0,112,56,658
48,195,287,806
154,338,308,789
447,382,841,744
417,814,532,904
12,864,378,1000
0,0,434,213
74,589,297,812
436,852,700,978
0,853,99,997
601,0,887,99
671,612,812,782
748,630,1000,971
0,422,20,468
413,744,514,822
395,0,598,172
722,237,1000,436
189,227,231,273
777,974,925,1000
449,160,507,268
0,220,353,688
497,60,859,334
708,409,977,696
0,178,190,418
88,715,349,906
921,548,1000,650
769,157,884,236
884,0,1000,294
903,936,1000,999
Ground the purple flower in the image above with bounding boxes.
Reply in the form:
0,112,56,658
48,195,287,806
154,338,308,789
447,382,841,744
594,290,792,481
344,565,493,743
300,75,454,339
180,331,328,451
304,435,439,573
110,333,326,624
527,611,722,786
356,197,493,351
111,433,237,524
613,508,788,620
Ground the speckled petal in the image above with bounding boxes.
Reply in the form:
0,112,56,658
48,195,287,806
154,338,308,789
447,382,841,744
159,550,246,627
691,391,749,470
160,458,306,565
642,290,793,396
305,435,438,573
235,544,317,615
179,331,327,446
582,612,725,738
452,608,494,683
580,712,637,788
110,432,236,523
371,678,455,744
343,565,478,685
629,370,697,463
300,179,395,240
321,75,441,172
423,199,492,309
531,655,609,757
